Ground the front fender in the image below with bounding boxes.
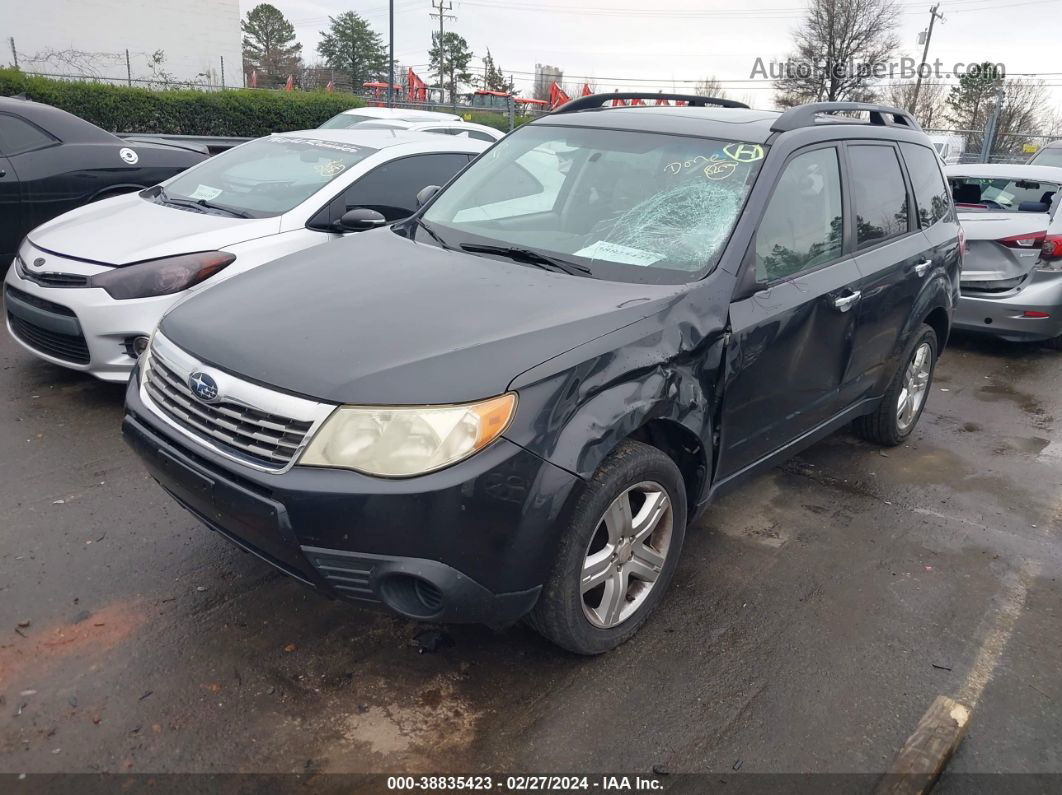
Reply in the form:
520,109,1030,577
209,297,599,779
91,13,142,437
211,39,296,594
502,285,731,505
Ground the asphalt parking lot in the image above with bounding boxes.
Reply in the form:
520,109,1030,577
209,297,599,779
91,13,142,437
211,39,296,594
1,328,1060,781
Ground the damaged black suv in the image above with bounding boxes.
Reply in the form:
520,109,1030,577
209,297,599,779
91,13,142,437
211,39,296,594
124,94,960,654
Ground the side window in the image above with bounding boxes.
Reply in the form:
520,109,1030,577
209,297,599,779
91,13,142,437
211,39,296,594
848,145,910,249
0,114,58,156
467,130,497,143
900,143,952,228
342,154,469,221
755,147,843,282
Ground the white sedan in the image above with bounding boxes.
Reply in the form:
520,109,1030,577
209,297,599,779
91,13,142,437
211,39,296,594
4,129,487,381
351,118,504,143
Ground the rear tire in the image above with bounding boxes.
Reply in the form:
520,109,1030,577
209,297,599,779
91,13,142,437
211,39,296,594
1044,335,1062,351
854,324,938,447
527,440,687,655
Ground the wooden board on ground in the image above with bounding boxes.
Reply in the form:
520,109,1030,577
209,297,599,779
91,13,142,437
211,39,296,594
874,694,971,795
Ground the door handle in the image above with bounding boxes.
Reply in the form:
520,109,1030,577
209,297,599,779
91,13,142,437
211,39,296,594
832,290,861,312
914,259,932,277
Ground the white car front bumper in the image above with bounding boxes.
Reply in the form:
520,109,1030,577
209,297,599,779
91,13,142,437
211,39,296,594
4,246,180,383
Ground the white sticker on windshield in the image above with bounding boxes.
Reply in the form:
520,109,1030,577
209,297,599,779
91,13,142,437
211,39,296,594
188,184,223,201
574,241,664,267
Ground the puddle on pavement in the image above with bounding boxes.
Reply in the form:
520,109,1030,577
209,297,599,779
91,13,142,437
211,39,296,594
976,384,1053,428
993,436,1051,456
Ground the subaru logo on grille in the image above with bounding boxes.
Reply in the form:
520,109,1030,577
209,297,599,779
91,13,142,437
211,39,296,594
189,371,220,403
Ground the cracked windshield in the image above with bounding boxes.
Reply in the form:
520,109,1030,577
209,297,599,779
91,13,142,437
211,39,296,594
422,125,765,283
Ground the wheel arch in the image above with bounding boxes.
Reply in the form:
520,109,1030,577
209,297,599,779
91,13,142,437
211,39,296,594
627,419,709,518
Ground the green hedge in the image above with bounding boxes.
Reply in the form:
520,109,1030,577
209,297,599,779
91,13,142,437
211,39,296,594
0,69,530,136
0,69,366,137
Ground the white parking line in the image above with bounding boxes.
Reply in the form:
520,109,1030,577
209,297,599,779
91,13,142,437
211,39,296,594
955,565,1036,709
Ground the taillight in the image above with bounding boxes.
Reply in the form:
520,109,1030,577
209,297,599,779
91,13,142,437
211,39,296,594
998,231,1046,249
1041,234,1062,261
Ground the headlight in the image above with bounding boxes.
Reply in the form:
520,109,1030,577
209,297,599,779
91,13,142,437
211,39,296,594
89,251,235,300
299,393,517,477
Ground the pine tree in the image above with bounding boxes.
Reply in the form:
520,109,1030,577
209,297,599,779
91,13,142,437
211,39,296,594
241,3,303,88
317,11,387,90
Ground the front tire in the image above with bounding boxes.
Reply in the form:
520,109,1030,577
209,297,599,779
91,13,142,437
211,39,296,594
854,324,938,446
527,440,687,655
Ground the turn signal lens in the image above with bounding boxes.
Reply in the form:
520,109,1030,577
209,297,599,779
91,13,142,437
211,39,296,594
299,393,517,477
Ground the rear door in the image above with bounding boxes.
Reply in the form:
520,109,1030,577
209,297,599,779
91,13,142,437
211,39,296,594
842,142,936,403
718,144,860,478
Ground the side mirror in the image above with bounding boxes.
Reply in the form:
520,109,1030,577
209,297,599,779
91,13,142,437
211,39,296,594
337,208,388,232
416,185,441,208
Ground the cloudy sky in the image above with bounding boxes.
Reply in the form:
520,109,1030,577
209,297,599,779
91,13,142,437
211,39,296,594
239,0,1062,107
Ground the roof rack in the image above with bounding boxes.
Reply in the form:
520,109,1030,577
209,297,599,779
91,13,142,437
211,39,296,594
771,102,921,133
552,93,749,114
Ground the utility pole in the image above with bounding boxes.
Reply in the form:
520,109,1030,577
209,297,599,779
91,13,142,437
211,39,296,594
126,49,132,86
388,0,395,107
220,55,225,89
429,0,454,106
980,81,1006,164
912,4,945,114
9,37,16,70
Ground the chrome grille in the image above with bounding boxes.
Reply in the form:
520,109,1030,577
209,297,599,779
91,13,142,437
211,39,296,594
140,333,333,472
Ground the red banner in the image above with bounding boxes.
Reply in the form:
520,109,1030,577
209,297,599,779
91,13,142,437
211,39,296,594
581,83,592,96
549,82,570,109
610,91,626,107
249,70,257,89
285,75,293,92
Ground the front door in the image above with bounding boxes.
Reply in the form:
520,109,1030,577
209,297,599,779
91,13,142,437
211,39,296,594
717,144,860,480
0,155,20,265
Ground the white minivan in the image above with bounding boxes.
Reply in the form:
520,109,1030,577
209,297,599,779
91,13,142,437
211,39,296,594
5,129,487,381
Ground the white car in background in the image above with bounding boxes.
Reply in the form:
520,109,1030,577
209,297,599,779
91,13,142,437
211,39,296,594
318,106,462,129
4,129,487,381
352,118,504,143
946,163,1062,347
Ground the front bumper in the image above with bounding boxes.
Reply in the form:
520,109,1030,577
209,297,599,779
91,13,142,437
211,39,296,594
123,374,583,625
4,247,178,382
954,269,1062,342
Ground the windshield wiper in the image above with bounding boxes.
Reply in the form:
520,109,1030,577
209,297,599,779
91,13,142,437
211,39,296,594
414,217,451,250
152,187,251,219
191,199,253,219
460,243,591,276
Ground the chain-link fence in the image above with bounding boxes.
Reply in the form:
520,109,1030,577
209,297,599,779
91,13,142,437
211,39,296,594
924,128,1061,165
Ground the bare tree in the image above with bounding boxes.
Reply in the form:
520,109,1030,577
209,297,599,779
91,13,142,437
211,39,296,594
885,79,946,128
694,76,729,99
775,0,900,108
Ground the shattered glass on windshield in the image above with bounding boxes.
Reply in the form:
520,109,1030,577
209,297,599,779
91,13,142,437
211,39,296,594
422,125,764,282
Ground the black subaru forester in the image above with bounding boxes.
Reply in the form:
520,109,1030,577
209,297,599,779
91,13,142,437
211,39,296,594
123,95,960,654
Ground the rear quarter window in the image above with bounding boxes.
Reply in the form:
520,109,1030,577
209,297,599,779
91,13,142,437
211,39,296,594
900,143,953,228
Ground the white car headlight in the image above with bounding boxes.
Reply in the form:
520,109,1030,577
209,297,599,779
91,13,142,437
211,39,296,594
299,393,517,477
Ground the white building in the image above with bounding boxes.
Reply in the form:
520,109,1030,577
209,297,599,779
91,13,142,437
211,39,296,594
1,0,242,88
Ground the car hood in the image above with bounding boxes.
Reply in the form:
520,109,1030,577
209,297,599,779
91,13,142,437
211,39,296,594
28,192,279,266
159,229,684,405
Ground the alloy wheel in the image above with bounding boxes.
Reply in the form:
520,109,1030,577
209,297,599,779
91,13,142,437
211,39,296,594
580,481,674,629
897,341,932,432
